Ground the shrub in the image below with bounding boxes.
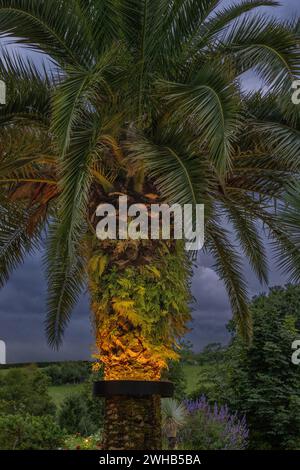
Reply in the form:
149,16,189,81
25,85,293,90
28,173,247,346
227,285,300,449
44,362,90,385
196,343,227,365
43,364,62,385
0,414,65,450
162,398,186,449
58,379,104,436
189,361,229,404
0,365,56,416
164,360,187,400
180,396,248,450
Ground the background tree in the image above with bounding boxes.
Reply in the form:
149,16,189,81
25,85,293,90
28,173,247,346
0,365,63,450
44,361,90,385
0,365,56,416
164,359,187,401
0,414,65,450
190,358,229,403
0,0,300,449
227,285,300,449
58,372,104,436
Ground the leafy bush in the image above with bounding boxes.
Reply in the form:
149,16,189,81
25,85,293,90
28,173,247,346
164,360,187,400
58,379,104,436
0,413,65,450
227,285,300,449
195,343,227,365
179,396,248,450
189,361,229,404
0,365,56,416
44,362,90,385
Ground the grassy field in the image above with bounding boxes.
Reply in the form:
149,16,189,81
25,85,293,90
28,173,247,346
1,363,201,406
48,365,200,406
183,364,200,395
48,383,85,406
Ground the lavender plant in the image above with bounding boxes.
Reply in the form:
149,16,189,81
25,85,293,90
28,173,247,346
180,396,248,450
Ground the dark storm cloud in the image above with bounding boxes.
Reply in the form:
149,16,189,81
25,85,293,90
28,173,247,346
278,0,300,19
0,0,300,361
223,0,300,19
188,247,288,351
187,266,232,350
0,252,93,362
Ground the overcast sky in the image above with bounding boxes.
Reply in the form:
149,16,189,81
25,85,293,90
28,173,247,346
1,1,300,363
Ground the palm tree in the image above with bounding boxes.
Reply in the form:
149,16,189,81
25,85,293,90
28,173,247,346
0,0,300,450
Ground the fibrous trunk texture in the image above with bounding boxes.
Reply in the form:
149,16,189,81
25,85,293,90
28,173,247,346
89,239,191,380
88,235,192,450
103,395,162,450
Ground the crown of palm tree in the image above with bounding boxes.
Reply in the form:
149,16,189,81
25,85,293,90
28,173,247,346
0,0,300,347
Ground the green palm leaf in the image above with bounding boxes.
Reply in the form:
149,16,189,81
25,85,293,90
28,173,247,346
156,66,242,173
221,15,300,88
206,221,252,342
0,0,95,66
44,222,86,348
0,198,45,287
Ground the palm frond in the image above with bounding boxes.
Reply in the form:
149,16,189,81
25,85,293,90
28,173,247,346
0,0,96,66
76,0,121,51
0,48,51,126
128,134,210,206
51,43,124,153
220,15,300,90
224,200,268,284
156,66,243,173
281,183,300,241
0,197,45,287
203,1,279,38
206,221,252,342
177,1,279,65
0,126,55,181
44,222,86,348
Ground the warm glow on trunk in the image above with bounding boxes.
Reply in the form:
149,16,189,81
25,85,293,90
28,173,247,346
88,239,191,382
92,314,176,380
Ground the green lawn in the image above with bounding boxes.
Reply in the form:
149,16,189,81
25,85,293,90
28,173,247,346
182,364,200,395
0,367,85,407
48,365,201,407
1,363,201,403
48,383,84,407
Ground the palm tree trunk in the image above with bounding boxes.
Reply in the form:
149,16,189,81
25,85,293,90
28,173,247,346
88,238,191,450
103,395,162,450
